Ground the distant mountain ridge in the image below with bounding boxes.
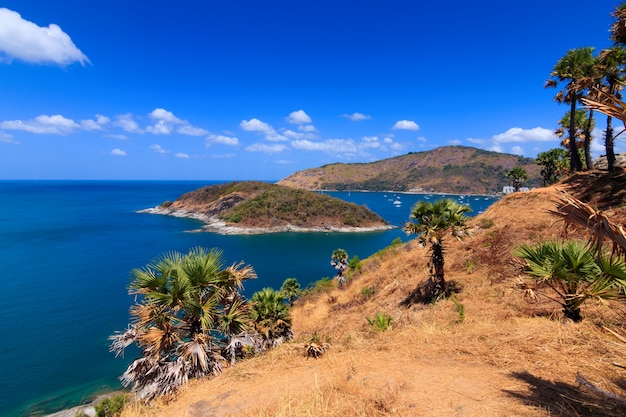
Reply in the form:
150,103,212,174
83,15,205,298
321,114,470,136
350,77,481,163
278,146,542,194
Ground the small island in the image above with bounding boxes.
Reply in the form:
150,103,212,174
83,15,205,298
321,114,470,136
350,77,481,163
141,181,393,234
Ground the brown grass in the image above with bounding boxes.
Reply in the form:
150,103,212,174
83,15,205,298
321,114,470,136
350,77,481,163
122,170,626,417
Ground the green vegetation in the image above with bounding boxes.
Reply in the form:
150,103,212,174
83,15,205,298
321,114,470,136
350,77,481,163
280,277,302,306
171,181,387,229
360,285,374,299
330,248,349,287
109,247,258,401
536,148,569,186
366,312,393,331
506,167,529,192
94,394,129,417
302,277,335,296
250,288,293,348
515,240,626,322
403,199,472,301
348,255,362,273
451,295,465,323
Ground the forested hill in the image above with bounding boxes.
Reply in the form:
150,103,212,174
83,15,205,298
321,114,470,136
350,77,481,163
278,146,542,194
153,181,390,233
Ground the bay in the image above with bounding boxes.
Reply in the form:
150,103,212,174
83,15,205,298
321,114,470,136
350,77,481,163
0,181,497,417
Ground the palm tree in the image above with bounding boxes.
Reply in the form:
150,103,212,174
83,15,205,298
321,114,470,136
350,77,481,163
545,47,596,173
250,288,293,348
330,248,349,287
403,199,471,300
109,247,256,401
555,110,595,170
515,240,626,322
280,277,302,306
506,167,529,192
595,47,626,172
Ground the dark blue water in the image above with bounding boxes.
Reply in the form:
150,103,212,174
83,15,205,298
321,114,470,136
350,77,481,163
0,181,496,416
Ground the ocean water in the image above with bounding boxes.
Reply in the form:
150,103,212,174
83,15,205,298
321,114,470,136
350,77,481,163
0,181,497,417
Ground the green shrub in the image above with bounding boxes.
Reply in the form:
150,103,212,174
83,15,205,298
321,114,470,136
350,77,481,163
366,312,393,331
360,285,374,299
303,277,335,296
94,394,128,417
479,218,494,229
348,255,362,272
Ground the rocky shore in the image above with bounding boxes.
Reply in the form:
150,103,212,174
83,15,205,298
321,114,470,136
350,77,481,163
139,207,395,234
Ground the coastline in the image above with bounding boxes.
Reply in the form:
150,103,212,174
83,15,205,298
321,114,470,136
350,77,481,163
138,207,395,235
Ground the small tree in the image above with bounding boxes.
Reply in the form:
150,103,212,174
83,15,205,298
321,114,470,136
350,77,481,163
506,167,529,192
330,248,349,287
403,199,471,300
250,288,293,348
280,277,302,306
536,148,569,186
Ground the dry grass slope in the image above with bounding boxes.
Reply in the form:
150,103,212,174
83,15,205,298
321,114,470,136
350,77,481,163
123,170,626,417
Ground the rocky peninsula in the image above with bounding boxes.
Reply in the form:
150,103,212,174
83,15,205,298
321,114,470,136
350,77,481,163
140,181,392,234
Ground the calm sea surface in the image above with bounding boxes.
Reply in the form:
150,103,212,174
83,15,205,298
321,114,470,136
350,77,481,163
0,181,497,417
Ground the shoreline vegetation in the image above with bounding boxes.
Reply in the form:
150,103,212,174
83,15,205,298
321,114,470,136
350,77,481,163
137,181,392,235
139,206,395,234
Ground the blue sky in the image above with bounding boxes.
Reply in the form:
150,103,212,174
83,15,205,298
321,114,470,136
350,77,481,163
0,0,623,180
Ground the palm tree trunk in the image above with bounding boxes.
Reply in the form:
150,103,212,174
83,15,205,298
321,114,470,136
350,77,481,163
430,242,446,298
583,109,594,170
569,98,583,172
606,115,617,172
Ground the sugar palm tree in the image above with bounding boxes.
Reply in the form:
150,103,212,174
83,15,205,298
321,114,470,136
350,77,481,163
515,240,626,322
280,277,302,306
594,47,626,172
403,199,471,300
545,47,596,173
250,287,293,348
330,248,349,287
109,247,256,401
555,110,595,170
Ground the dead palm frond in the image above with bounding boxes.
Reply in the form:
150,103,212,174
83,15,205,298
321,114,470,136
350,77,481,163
549,192,626,259
582,89,626,137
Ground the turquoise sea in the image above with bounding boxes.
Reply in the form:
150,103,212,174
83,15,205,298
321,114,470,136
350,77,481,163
0,181,497,417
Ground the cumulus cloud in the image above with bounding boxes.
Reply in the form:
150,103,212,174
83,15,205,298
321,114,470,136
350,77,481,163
206,133,239,146
448,139,462,146
146,108,208,136
287,110,312,124
245,143,288,153
175,153,190,159
1,114,80,134
114,114,143,134
492,127,556,143
511,145,524,155
0,8,89,66
392,120,420,131
240,118,287,141
151,144,168,154
111,148,127,156
298,125,317,133
80,115,110,131
342,112,371,121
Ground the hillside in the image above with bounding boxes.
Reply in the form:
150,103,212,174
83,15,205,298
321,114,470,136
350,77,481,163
143,181,390,234
278,146,542,194
125,169,626,417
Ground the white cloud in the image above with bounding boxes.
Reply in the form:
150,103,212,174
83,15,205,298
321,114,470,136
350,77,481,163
240,118,288,141
287,110,312,124
360,136,381,149
448,139,462,146
111,148,127,156
1,114,79,134
80,115,109,131
146,108,208,136
151,144,168,154
175,152,190,159
511,145,524,155
342,112,371,121
292,139,357,153
207,134,239,146
392,120,420,131
0,131,18,144
467,137,486,145
492,127,556,143
114,114,143,134
245,143,288,153
0,8,89,66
